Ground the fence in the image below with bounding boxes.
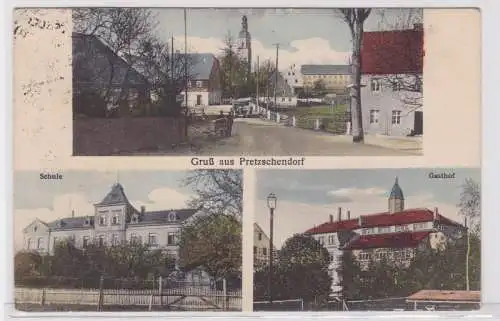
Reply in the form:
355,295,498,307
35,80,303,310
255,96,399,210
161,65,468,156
259,105,350,135
254,298,304,311
15,276,242,312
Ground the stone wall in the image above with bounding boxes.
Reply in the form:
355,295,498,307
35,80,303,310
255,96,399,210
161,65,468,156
73,117,186,156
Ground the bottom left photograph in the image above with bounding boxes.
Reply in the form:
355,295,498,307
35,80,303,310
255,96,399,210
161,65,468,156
13,169,243,312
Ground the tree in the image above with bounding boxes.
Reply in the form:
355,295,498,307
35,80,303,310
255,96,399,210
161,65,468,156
374,9,424,111
339,251,364,300
254,234,332,309
178,214,242,280
182,170,243,217
14,251,43,280
337,9,372,143
458,178,481,224
73,8,157,114
313,79,327,96
218,32,249,99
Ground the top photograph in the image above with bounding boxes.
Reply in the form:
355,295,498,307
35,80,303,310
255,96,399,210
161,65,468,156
72,8,425,156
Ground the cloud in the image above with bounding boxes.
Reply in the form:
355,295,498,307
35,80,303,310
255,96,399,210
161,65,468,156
327,187,388,202
131,187,192,211
255,192,460,250
14,187,192,252
173,36,350,70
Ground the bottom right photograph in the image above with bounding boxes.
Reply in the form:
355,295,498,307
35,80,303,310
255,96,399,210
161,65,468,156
253,168,481,312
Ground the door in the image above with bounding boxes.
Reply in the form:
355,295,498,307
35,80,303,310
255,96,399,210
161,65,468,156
413,111,423,135
196,95,202,106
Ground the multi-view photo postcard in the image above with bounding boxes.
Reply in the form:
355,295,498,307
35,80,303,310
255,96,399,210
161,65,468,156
10,6,482,316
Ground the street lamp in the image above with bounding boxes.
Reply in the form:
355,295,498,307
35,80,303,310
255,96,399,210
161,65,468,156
267,193,277,305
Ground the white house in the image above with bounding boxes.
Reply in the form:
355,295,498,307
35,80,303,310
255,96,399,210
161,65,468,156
22,182,210,282
180,53,222,108
359,24,424,137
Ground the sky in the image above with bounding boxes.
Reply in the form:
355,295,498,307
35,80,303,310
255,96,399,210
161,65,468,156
13,170,196,251
152,8,422,70
255,168,481,249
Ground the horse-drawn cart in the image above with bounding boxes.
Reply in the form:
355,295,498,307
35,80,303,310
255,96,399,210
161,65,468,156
212,117,232,137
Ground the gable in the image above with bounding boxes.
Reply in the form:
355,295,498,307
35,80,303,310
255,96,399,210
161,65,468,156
23,219,49,234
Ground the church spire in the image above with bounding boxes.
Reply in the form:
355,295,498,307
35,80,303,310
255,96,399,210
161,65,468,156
388,176,404,213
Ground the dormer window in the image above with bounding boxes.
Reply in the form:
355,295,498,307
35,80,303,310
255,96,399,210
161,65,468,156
168,212,177,222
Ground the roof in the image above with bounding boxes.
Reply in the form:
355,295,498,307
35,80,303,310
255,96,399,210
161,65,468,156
96,183,129,206
48,216,91,231
301,64,351,76
343,231,431,250
304,208,462,235
72,32,148,87
390,177,404,199
136,209,198,225
407,290,480,302
361,28,424,75
186,53,217,80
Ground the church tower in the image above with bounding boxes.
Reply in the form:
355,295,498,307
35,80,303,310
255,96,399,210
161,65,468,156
388,177,405,213
237,15,252,81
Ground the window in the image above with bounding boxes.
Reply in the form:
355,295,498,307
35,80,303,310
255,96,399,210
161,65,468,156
392,110,402,125
188,81,192,87
392,82,401,91
369,110,380,124
37,238,43,249
98,235,106,247
295,79,298,83
378,226,391,233
395,225,410,232
99,216,106,226
33,226,38,232
358,252,371,261
318,236,325,245
130,233,139,245
258,233,262,241
148,233,158,247
196,81,203,88
112,215,120,225
27,238,31,250
84,218,90,226
262,247,268,256
330,253,335,261
167,232,177,245
82,236,89,248
371,79,381,92
281,97,285,102
288,97,292,102
328,235,335,245
413,223,427,230
111,234,119,246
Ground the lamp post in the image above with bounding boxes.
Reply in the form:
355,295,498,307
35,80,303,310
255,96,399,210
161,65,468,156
267,192,277,305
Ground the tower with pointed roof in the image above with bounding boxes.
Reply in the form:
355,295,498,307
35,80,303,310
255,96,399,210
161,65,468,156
388,177,405,213
237,15,252,82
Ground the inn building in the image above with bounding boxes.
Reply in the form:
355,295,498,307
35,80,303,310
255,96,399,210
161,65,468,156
305,177,466,298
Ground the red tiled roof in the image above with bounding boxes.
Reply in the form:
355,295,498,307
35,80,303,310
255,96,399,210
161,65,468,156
304,208,461,235
344,231,431,250
407,290,480,302
361,29,424,75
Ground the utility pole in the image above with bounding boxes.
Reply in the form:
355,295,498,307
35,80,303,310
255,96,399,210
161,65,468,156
273,43,280,108
256,56,259,107
465,217,470,291
171,36,174,105
184,9,188,115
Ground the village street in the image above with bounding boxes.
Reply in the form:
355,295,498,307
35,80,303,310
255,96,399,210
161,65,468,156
158,118,423,156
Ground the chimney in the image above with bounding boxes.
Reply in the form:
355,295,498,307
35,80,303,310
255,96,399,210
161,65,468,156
175,50,181,54
433,207,438,220
337,207,342,222
71,210,75,218
347,210,351,220
141,206,146,215
329,214,334,223
413,23,423,31
358,216,363,227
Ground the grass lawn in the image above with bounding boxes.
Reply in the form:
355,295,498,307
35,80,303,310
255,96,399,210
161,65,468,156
281,105,349,134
